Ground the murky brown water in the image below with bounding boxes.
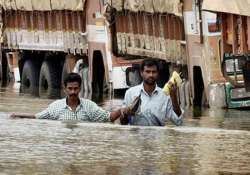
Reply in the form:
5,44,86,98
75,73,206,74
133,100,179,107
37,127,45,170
1,83,250,175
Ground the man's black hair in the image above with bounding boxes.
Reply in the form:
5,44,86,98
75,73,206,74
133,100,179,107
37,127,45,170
64,73,82,87
140,58,159,72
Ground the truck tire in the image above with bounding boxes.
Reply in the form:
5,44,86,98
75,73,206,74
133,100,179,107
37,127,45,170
61,63,69,86
21,60,39,96
0,63,2,83
60,63,69,97
1,52,10,87
39,61,61,99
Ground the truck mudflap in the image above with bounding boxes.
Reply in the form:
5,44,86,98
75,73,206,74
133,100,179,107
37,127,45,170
225,83,250,108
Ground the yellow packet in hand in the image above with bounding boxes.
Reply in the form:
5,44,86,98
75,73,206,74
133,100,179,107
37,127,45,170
163,71,182,95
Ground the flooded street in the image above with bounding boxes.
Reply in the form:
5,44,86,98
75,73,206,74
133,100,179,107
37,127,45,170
1,0,250,174
0,84,250,175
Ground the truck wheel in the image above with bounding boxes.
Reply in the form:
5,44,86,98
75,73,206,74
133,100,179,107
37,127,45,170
61,63,69,85
39,61,61,99
21,60,39,96
0,63,2,84
60,63,69,97
1,52,10,87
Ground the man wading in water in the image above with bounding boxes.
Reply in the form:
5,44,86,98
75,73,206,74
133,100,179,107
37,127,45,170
11,73,133,122
120,58,183,126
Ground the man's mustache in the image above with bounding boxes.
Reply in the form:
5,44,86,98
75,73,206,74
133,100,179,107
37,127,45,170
69,94,77,97
148,77,155,81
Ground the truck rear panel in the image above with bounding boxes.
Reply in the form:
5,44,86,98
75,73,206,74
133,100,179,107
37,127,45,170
110,0,186,64
1,0,87,55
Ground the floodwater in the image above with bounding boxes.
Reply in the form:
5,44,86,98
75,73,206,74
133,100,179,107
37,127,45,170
0,83,250,175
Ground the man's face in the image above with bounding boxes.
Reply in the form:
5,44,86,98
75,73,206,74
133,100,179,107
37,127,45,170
141,65,158,85
64,82,81,100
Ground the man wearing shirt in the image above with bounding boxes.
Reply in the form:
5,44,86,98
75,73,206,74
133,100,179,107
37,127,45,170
11,73,129,123
121,59,183,126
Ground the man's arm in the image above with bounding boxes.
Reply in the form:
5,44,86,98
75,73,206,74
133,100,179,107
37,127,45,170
110,107,131,123
109,90,136,123
10,106,52,120
10,113,36,119
119,90,134,125
163,82,184,126
165,96,183,126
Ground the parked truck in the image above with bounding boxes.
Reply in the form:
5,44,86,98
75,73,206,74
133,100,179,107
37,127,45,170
0,0,89,98
0,0,249,109
102,0,250,109
202,0,250,108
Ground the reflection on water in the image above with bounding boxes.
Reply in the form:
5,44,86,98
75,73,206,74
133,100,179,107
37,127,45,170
0,84,250,175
